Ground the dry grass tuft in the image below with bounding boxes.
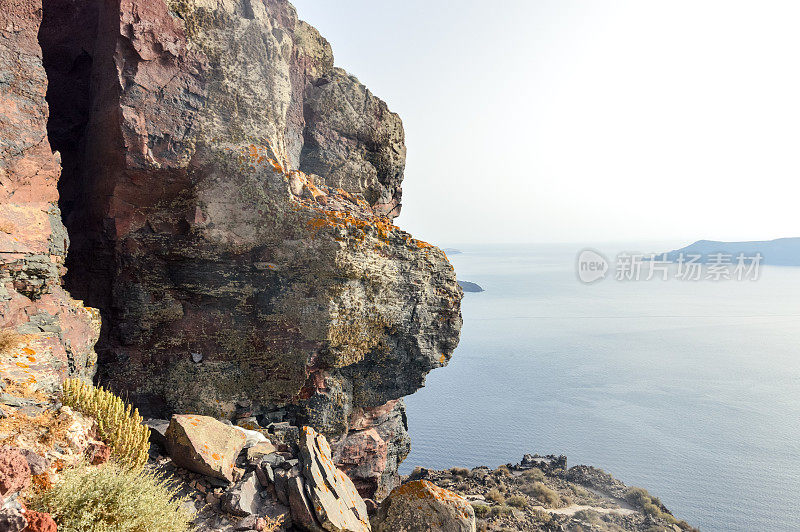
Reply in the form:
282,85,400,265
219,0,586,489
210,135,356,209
0,409,70,449
3,378,48,402
0,328,27,357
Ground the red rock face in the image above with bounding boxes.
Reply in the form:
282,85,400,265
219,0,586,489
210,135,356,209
0,0,99,391
0,447,31,498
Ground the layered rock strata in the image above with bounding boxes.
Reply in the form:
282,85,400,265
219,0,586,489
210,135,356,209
35,0,462,497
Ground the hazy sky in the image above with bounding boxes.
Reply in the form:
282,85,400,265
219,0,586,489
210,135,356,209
291,0,800,245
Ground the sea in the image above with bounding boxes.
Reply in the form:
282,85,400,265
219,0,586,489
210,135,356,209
401,243,800,532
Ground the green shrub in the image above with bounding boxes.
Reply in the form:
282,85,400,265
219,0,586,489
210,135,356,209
489,505,514,517
486,488,505,504
573,509,602,524
472,503,490,518
506,495,527,508
522,481,561,507
625,486,678,524
494,464,512,477
62,379,151,469
450,467,471,477
29,463,194,531
521,467,545,482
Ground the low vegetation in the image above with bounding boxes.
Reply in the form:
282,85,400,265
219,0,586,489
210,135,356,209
61,379,150,469
486,487,506,504
625,487,680,525
0,328,26,357
506,495,528,508
521,467,545,482
29,463,194,532
522,481,561,507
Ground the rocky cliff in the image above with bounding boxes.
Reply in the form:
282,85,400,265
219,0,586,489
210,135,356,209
9,0,462,498
0,0,100,395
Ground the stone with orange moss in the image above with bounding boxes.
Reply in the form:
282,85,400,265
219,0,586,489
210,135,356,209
371,480,476,532
165,415,246,482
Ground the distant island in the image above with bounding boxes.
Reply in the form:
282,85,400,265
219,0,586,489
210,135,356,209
662,237,800,265
458,280,484,292
443,248,462,255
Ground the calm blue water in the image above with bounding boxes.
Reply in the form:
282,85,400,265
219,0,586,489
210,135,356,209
402,243,800,532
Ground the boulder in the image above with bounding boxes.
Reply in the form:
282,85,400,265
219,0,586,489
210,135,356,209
165,415,246,482
371,480,476,532
299,427,370,532
0,448,30,498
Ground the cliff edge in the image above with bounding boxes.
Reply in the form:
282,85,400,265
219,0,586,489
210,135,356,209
29,0,462,498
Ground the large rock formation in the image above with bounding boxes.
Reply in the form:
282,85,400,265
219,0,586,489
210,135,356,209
0,0,100,392
35,0,462,497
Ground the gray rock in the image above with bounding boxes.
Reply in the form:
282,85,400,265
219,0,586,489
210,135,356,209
222,471,291,523
287,475,323,532
262,453,286,468
18,449,49,476
222,472,261,517
299,427,370,532
143,418,169,449
0,508,26,532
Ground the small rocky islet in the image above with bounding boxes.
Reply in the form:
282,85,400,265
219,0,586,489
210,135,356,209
0,0,692,530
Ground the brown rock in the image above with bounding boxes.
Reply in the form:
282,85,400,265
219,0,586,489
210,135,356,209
0,448,31,498
21,510,56,532
166,415,246,482
86,441,110,465
371,480,476,532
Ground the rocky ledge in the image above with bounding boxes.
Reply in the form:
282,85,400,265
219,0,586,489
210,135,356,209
409,456,699,532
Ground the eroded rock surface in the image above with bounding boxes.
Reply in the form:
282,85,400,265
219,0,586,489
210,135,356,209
0,0,100,394
36,0,462,497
